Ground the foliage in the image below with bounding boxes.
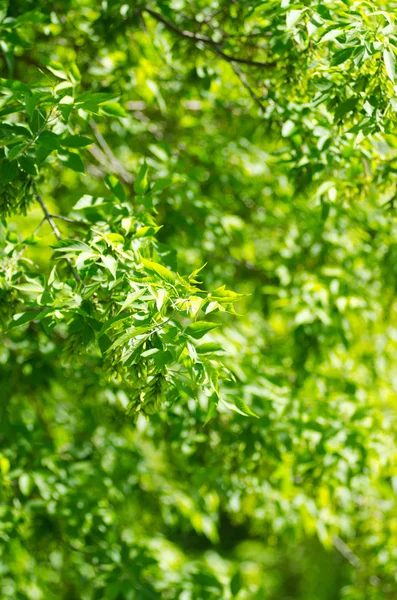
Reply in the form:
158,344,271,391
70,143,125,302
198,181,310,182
1,0,397,598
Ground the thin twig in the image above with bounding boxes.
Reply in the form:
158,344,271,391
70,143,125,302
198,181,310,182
87,143,110,170
49,214,90,227
12,107,54,162
221,31,272,39
144,7,220,43
143,8,276,68
89,120,133,184
86,162,107,179
215,48,275,67
332,535,362,570
143,7,268,113
16,218,46,260
36,194,63,240
202,2,228,23
35,194,81,283
228,60,266,114
332,535,382,589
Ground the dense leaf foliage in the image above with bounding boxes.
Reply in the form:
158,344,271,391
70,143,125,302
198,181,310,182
1,1,397,598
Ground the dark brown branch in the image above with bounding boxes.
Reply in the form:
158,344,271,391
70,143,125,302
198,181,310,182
216,49,275,68
143,7,269,114
144,7,216,43
144,8,276,68
36,194,63,239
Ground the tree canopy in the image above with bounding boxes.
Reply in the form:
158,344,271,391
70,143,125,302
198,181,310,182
1,1,397,598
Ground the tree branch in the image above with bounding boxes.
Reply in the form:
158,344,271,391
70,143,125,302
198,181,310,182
16,218,46,260
228,60,267,114
36,194,63,240
143,7,268,114
143,8,276,68
332,535,382,589
89,120,133,184
49,214,90,227
332,535,362,570
35,194,81,283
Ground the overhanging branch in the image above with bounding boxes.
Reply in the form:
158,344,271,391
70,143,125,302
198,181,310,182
144,8,276,69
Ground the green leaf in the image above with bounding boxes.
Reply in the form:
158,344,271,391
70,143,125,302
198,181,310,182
13,281,45,293
98,313,133,336
384,48,395,82
185,321,219,339
286,9,303,30
0,78,31,96
101,254,117,278
104,174,126,202
8,309,53,329
153,350,173,368
334,97,359,120
123,344,144,366
24,94,37,119
19,473,32,496
54,81,73,93
29,108,46,135
221,397,258,418
45,63,69,80
104,233,124,245
8,143,26,161
19,156,37,176
61,135,93,148
230,570,242,597
37,131,61,150
36,145,51,166
141,257,175,284
68,62,81,84
196,342,224,354
75,92,117,105
189,263,207,282
150,177,173,194
204,392,219,425
0,103,23,118
99,102,127,118
118,289,146,312
107,326,149,352
134,162,149,195
60,151,85,173
135,226,162,238
0,222,6,245
0,160,18,186
319,29,345,44
331,47,355,66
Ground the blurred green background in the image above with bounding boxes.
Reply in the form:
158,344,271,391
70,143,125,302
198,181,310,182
1,1,397,598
